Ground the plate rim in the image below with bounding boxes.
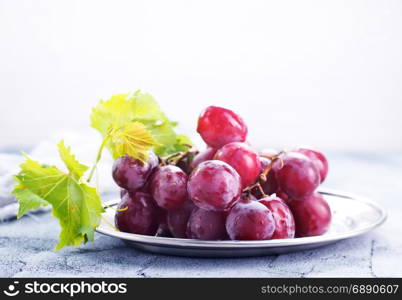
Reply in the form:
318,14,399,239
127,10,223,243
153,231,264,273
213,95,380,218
96,188,387,249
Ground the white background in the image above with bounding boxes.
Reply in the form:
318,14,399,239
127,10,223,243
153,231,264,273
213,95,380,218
0,0,401,151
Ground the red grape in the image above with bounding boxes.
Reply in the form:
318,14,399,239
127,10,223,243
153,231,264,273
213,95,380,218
150,165,188,210
214,142,261,188
112,152,158,191
275,152,320,200
191,147,217,170
259,156,279,196
226,200,275,240
294,147,329,183
115,191,160,236
197,106,248,148
188,160,242,211
167,199,195,238
276,188,290,204
186,208,228,240
289,192,332,237
259,196,295,239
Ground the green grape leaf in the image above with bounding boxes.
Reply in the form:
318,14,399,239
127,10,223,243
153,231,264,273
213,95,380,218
90,90,192,159
90,93,131,134
129,90,169,122
90,90,168,137
58,140,88,179
143,121,178,156
109,122,158,161
14,185,49,218
12,141,103,250
173,134,193,152
155,134,193,156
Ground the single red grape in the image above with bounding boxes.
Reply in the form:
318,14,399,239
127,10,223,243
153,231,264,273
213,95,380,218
167,199,195,238
226,200,275,240
214,142,261,188
188,160,242,211
150,165,188,210
197,106,248,148
275,152,320,200
186,208,228,240
112,152,158,191
259,196,295,239
115,191,160,236
294,147,329,183
191,147,217,170
289,192,332,237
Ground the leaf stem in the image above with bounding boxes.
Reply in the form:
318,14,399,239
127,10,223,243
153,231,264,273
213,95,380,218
101,215,119,231
87,135,111,183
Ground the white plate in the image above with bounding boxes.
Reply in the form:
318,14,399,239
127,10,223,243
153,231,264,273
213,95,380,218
96,189,387,257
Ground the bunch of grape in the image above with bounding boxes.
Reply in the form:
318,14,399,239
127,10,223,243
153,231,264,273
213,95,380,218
113,106,331,240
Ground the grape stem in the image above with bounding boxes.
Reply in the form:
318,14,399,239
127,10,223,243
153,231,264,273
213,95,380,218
168,151,190,165
160,148,199,167
259,150,286,182
243,182,267,197
163,151,185,164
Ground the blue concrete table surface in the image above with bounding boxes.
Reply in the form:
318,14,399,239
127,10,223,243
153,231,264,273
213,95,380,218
1,152,401,277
